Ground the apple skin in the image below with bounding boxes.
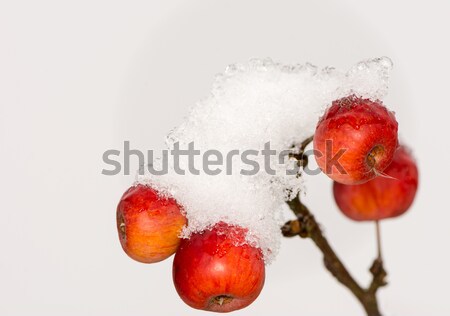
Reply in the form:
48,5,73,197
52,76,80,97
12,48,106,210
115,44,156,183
116,184,186,263
314,96,398,185
333,146,419,221
172,222,265,313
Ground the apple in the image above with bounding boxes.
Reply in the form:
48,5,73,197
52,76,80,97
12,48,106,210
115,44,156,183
172,222,265,312
116,184,186,263
314,96,398,184
333,146,419,221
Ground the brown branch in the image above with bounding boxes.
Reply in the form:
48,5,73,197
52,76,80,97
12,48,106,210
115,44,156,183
281,136,387,316
289,135,314,168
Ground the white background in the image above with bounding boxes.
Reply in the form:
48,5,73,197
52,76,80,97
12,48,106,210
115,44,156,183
1,0,449,315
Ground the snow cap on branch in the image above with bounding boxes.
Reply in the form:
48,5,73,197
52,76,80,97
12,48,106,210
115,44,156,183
137,57,393,263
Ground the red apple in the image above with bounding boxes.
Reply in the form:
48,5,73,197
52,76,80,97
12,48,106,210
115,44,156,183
116,184,186,263
314,96,398,184
172,222,265,313
333,146,419,221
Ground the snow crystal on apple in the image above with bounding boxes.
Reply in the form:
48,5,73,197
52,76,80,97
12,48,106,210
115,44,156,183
137,57,393,263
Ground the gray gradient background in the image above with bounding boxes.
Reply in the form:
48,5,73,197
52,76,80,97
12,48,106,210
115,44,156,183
1,0,448,315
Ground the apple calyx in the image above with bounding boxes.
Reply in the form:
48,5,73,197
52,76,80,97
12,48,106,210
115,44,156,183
211,295,233,307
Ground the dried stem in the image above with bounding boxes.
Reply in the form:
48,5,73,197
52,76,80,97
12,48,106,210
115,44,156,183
281,136,387,316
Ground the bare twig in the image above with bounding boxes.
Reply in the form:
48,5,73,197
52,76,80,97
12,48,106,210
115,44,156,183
281,136,387,316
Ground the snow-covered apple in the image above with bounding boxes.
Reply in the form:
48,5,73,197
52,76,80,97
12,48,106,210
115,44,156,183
172,222,265,313
314,96,398,184
116,184,186,263
333,146,418,221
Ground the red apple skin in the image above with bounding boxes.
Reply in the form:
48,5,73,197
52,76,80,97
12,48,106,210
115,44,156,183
116,184,186,263
172,222,265,313
333,146,419,221
314,96,398,185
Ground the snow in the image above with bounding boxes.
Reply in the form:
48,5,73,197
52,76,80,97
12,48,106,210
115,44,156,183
137,57,393,263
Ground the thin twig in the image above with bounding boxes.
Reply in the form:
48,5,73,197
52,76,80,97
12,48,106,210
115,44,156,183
281,136,387,316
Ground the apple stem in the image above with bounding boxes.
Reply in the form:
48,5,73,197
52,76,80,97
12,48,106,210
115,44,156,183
375,220,383,262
